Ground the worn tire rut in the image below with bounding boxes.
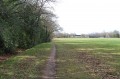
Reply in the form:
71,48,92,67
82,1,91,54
42,44,56,79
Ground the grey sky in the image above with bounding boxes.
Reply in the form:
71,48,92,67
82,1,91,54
54,0,120,34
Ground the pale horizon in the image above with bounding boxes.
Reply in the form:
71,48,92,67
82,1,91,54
54,0,120,34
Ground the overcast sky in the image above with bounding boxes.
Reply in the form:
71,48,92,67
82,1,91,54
54,0,120,34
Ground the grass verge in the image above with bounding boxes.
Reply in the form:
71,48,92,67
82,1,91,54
0,43,51,79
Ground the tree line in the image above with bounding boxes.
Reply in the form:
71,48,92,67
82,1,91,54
0,0,60,54
87,30,120,38
55,30,120,38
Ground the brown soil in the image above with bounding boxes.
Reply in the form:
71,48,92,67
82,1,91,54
0,55,10,62
79,52,119,79
0,49,25,62
42,44,56,79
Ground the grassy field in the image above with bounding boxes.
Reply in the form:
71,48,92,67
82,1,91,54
0,43,51,79
54,38,120,79
0,38,120,79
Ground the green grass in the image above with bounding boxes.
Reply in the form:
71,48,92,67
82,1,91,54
1,38,120,79
0,43,51,79
54,38,120,79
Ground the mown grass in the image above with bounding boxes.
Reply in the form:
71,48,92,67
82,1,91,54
54,38,120,79
0,43,51,79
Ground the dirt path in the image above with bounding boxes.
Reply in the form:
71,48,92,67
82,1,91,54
42,44,56,79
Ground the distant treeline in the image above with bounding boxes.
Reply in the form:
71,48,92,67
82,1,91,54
55,30,120,38
0,0,60,54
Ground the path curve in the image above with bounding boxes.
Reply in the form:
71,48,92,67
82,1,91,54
42,43,56,79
